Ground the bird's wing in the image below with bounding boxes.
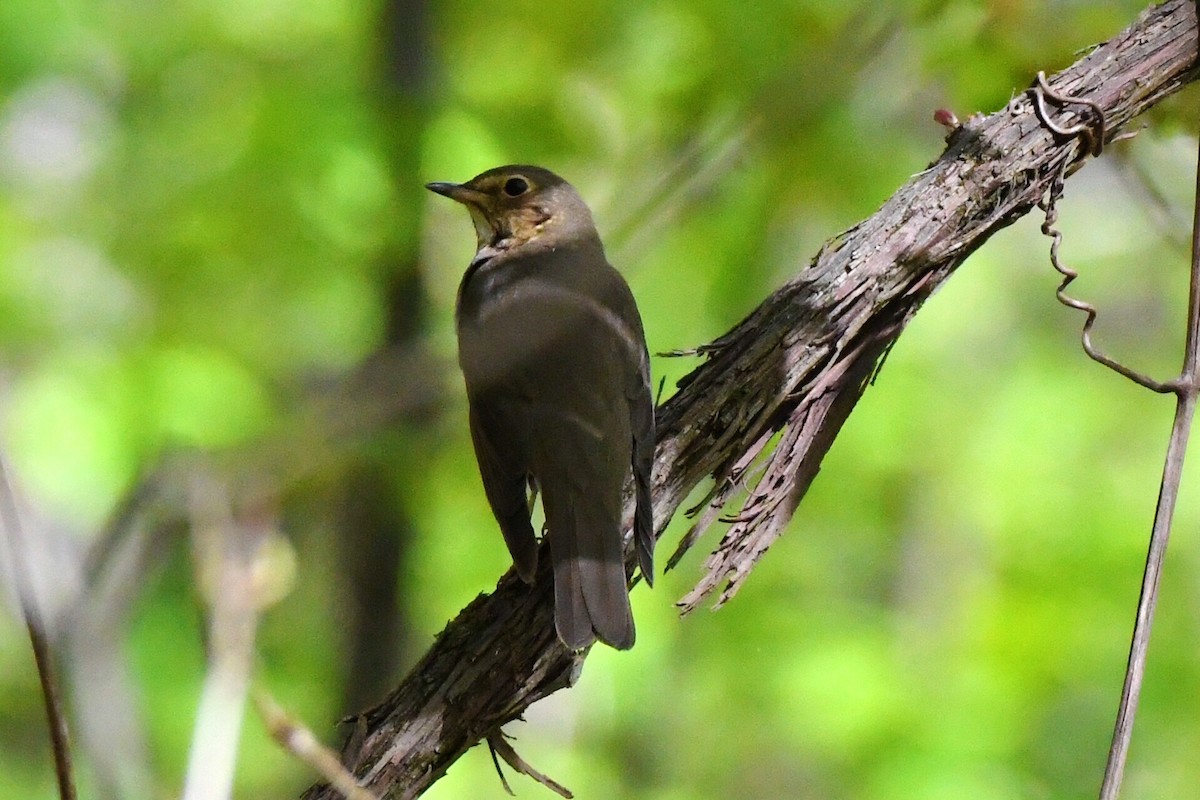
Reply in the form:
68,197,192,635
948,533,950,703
467,396,538,583
629,340,655,587
606,274,656,587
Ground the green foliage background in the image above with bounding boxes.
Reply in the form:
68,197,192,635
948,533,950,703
3,1,1200,798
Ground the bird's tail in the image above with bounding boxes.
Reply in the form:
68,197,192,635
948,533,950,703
543,475,634,650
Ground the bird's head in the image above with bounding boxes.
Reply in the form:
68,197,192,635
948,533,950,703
426,165,598,267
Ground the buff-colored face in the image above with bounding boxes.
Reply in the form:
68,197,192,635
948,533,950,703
427,168,554,252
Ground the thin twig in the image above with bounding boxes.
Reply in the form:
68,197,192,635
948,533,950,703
1031,62,1200,799
1039,159,1174,393
1030,73,1175,393
0,455,77,800
486,731,574,799
1032,71,1107,157
180,475,263,800
255,690,379,800
1097,111,1200,800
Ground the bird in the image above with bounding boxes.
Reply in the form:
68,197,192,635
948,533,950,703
426,165,654,650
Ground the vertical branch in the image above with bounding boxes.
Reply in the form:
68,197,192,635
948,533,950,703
180,474,269,800
0,456,77,800
1098,124,1200,800
332,0,433,713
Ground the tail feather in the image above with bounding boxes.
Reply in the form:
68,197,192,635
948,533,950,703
551,549,595,649
544,475,634,650
577,553,634,650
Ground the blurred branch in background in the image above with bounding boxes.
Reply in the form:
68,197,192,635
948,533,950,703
0,453,77,800
303,2,1200,798
255,690,380,800
331,0,433,715
180,471,274,800
67,476,171,800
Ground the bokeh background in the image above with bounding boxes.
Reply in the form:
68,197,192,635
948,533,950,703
3,1,1200,798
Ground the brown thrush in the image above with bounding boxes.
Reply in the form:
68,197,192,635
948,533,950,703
427,165,654,650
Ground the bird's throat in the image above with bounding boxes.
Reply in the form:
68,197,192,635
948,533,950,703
468,207,498,250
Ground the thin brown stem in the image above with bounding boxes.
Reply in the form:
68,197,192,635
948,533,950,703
1098,116,1200,800
486,731,573,799
0,456,77,800
1040,158,1175,393
1032,71,1107,157
255,690,380,800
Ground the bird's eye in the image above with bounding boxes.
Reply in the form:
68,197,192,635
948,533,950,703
502,176,529,197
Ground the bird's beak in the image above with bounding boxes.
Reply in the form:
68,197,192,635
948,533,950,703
427,181,500,251
425,181,489,208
